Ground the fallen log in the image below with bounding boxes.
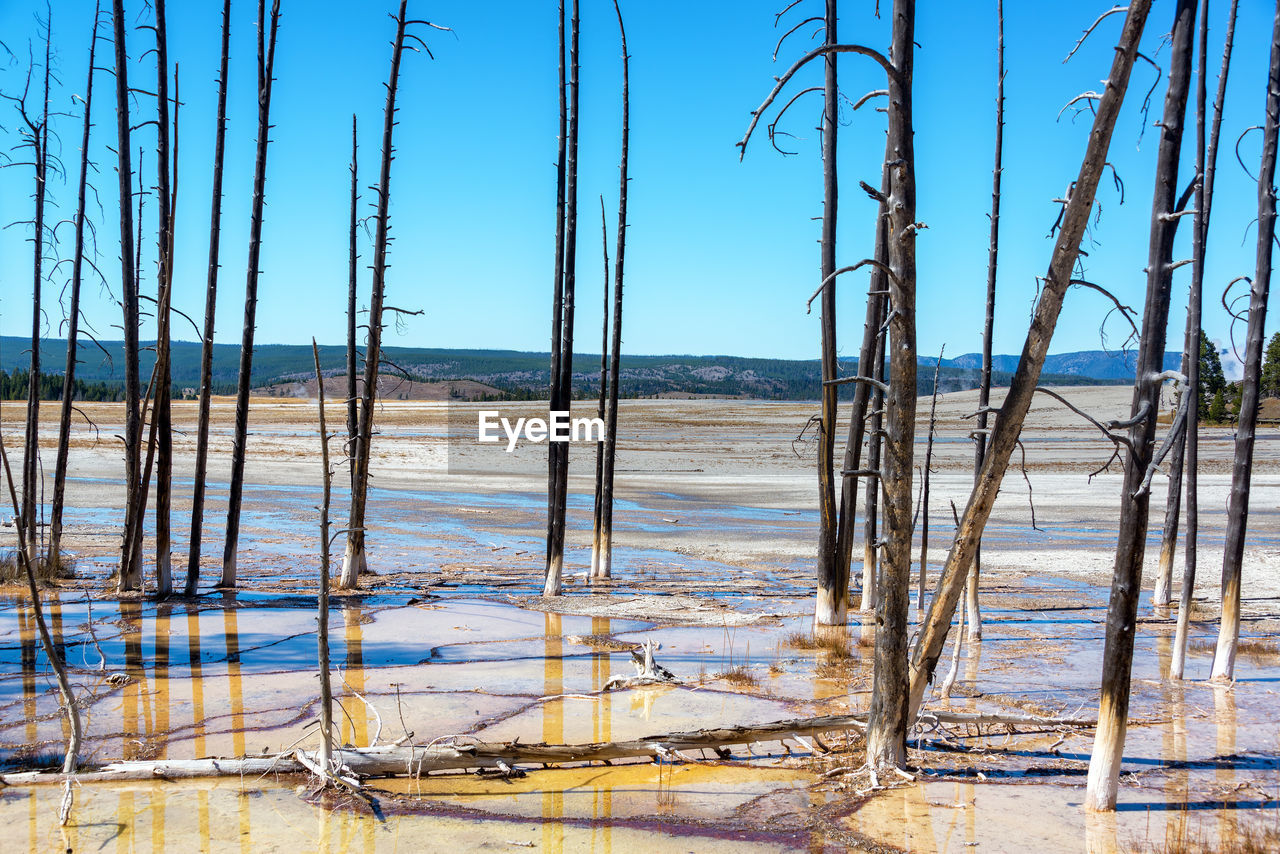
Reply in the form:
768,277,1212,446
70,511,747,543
0,709,1096,786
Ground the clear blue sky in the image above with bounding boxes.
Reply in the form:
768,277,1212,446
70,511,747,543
0,0,1274,367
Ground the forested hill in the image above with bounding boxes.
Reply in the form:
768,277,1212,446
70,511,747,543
0,337,1174,401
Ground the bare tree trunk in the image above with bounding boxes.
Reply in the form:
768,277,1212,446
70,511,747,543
968,0,1005,642
545,0,569,595
860,292,888,613
813,0,844,627
919,347,944,614
124,160,149,582
544,0,581,597
1172,0,1238,680
597,0,629,582
1086,0,1196,812
346,115,359,494
1210,0,1279,682
20,16,53,568
185,0,232,597
112,0,141,592
50,5,100,564
865,0,919,773
343,0,411,589
837,152,891,610
312,341,334,772
591,197,609,579
222,0,282,588
153,0,175,597
0,432,82,781
908,0,1154,718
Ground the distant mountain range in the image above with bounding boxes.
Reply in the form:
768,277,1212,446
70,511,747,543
0,337,1179,401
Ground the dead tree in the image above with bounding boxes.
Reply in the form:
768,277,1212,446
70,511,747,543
221,0,282,588
1210,0,1279,682
346,114,359,493
1171,0,1239,679
861,294,887,614
50,4,101,563
312,340,335,772
596,0,629,581
343,0,426,588
12,15,55,567
152,0,176,597
591,197,609,578
908,0,1154,718
967,0,1005,641
185,0,232,597
112,0,141,592
544,0,580,597
918,346,944,614
545,0,570,594
1085,0,1196,813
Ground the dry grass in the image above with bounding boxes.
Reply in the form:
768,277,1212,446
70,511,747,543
1128,818,1280,853
716,665,759,687
0,550,76,585
1188,636,1280,664
784,630,856,658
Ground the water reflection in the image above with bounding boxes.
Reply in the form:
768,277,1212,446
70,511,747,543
543,612,564,854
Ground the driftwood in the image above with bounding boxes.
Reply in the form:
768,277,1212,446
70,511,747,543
0,709,1094,787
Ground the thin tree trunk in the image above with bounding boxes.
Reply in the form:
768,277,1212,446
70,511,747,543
908,0,1154,718
591,196,609,579
342,0,411,589
813,0,844,627
222,0,282,587
865,0,919,772
598,0,629,582
112,0,141,592
968,0,1005,642
313,340,334,772
1210,0,1279,682
153,0,175,597
545,0,569,594
1086,0,1196,812
186,0,232,597
50,5,100,563
125,158,148,582
346,115,359,494
545,0,581,597
860,290,888,613
0,432,81,779
1172,0,1238,680
919,347,944,614
22,17,53,567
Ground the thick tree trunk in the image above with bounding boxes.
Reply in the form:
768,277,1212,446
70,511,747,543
968,0,1005,642
814,0,844,627
347,115,359,495
865,0,918,773
1086,0,1196,813
153,0,175,597
597,0,629,582
1172,0,1238,680
222,0,282,587
186,0,232,597
50,7,99,563
908,0,1153,718
1210,0,1279,682
343,1,411,590
545,0,581,597
112,0,141,592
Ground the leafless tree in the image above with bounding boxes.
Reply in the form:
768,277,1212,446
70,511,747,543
967,0,1005,641
185,0,233,597
1170,0,1239,679
918,346,944,614
1209,0,1279,682
50,3,102,564
152,0,176,597
544,0,580,597
594,0,629,582
591,197,609,577
1083,0,1196,812
346,114,359,493
221,0,282,588
312,339,335,772
908,0,1154,720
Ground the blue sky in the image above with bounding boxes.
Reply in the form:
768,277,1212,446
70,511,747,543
0,0,1275,366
